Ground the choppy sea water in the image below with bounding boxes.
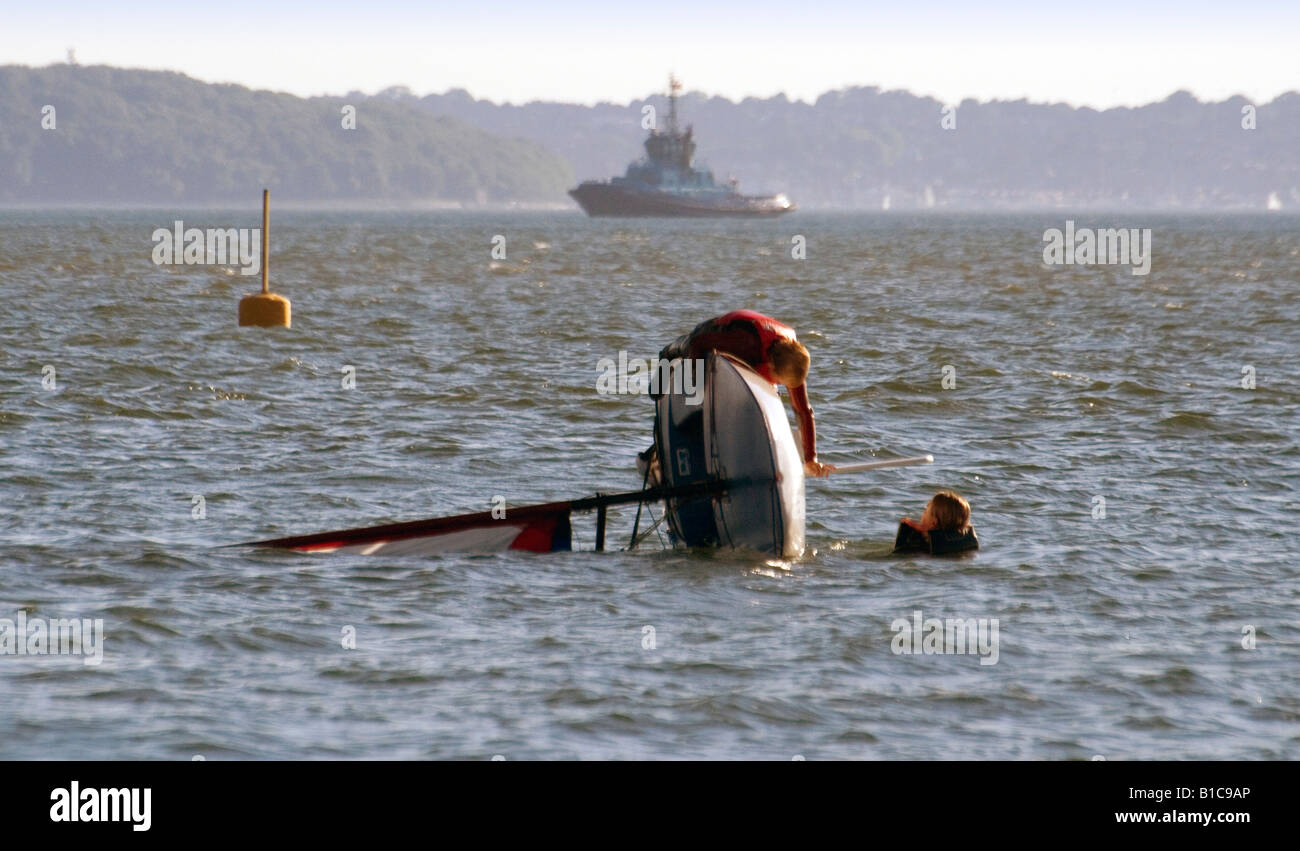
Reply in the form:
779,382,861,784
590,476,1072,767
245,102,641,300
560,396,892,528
0,210,1296,760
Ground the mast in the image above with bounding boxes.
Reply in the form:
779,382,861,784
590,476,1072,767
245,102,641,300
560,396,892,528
667,74,681,135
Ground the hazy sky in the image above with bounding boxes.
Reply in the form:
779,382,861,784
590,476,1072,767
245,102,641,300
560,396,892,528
4,1,1296,107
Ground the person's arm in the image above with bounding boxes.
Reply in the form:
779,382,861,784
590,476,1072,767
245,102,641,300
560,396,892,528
789,384,832,475
789,383,816,462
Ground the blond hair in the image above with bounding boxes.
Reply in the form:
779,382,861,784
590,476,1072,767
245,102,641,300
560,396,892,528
769,338,810,386
927,491,971,533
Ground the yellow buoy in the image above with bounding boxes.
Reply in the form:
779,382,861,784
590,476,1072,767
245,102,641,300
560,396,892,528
238,189,291,328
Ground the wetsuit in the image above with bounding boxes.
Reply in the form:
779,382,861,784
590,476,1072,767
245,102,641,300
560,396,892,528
659,310,818,465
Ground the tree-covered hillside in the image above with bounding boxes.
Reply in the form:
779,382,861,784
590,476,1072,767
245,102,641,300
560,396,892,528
0,65,573,204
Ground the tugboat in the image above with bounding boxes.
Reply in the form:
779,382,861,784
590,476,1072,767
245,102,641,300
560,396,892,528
569,76,794,218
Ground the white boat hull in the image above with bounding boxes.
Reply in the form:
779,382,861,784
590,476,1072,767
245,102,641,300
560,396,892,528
655,352,806,558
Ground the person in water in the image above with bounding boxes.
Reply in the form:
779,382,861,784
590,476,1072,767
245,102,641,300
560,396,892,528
893,490,980,555
647,309,834,478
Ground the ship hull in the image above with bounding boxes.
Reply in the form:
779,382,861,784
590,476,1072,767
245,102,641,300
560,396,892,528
569,182,794,218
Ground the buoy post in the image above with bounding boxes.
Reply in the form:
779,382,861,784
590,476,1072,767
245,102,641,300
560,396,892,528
238,189,291,327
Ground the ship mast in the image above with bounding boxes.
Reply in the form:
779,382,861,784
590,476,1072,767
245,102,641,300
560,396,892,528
667,74,681,135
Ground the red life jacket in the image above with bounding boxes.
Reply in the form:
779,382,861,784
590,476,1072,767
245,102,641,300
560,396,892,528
670,309,797,384
709,310,797,384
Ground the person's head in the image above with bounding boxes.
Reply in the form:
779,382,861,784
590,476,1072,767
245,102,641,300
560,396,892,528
769,338,810,387
922,490,971,533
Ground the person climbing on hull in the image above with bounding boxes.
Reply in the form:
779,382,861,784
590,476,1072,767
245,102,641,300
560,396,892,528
640,309,834,479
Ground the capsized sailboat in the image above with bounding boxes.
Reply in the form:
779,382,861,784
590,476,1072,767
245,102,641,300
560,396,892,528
239,353,930,557
241,354,803,557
